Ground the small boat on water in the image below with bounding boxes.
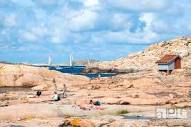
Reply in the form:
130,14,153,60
55,66,63,70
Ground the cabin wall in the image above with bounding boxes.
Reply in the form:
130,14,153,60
158,64,168,70
158,62,175,71
168,62,175,70
175,58,181,69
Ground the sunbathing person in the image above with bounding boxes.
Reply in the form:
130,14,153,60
89,100,105,110
89,100,101,106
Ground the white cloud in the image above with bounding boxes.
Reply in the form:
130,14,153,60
139,13,154,27
31,26,48,37
11,0,34,7
20,26,48,42
110,13,131,31
36,0,58,6
83,0,99,7
106,0,169,11
21,32,38,41
139,13,159,41
90,30,155,44
4,14,17,27
1,0,191,61
51,28,63,43
68,9,98,32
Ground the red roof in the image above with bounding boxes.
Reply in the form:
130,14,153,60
156,54,180,64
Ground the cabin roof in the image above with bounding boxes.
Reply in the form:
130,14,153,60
156,54,180,64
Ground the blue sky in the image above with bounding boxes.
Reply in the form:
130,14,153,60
0,0,191,64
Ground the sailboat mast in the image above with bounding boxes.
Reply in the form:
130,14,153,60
69,54,73,66
48,56,52,66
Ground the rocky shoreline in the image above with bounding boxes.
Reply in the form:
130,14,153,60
82,67,140,74
1,37,191,126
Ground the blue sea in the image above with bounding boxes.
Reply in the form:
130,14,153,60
48,66,116,78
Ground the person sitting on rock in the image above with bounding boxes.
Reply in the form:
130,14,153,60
52,91,60,101
36,90,42,97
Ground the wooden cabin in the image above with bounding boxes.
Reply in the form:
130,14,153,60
156,55,181,73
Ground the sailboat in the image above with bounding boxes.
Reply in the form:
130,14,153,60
69,54,73,67
48,56,52,66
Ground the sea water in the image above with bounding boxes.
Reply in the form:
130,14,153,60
48,66,116,78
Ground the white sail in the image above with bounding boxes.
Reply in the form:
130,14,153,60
88,59,90,66
48,56,52,66
69,54,73,66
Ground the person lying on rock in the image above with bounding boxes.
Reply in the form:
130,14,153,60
89,100,101,106
76,100,104,110
89,100,105,110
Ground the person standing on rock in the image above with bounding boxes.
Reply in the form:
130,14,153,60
53,78,57,92
62,84,67,98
